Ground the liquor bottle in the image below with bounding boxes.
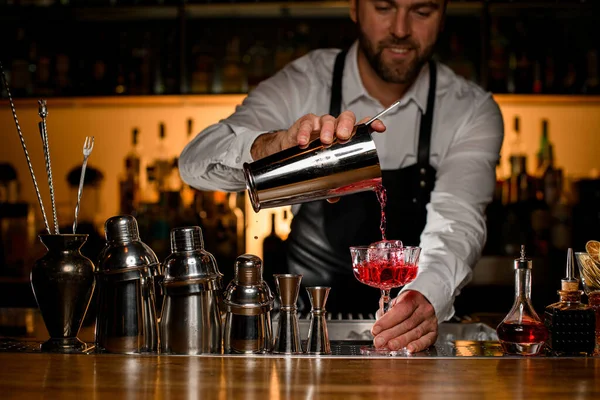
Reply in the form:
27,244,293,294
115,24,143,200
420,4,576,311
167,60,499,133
487,17,509,93
119,127,141,215
154,122,171,193
180,118,197,209
497,245,549,356
544,248,596,355
10,27,31,98
244,40,271,92
190,33,215,94
581,49,600,95
262,212,287,288
221,36,247,94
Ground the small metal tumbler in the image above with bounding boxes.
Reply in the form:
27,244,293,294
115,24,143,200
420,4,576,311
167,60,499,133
222,254,274,354
305,286,332,355
273,274,303,354
243,123,381,212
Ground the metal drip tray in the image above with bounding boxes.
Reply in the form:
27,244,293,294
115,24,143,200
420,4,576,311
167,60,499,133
0,322,501,358
326,340,504,357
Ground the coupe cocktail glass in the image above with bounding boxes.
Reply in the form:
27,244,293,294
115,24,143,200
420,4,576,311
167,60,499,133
350,244,420,356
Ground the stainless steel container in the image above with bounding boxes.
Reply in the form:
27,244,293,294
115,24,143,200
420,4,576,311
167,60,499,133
160,226,223,355
243,123,381,212
273,274,303,354
95,215,161,354
222,254,274,354
305,286,332,355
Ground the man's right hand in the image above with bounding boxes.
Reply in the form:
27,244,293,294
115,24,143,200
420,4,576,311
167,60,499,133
250,111,386,161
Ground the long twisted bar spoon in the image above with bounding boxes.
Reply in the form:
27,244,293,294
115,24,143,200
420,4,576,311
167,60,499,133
38,100,59,234
73,136,95,234
0,61,51,234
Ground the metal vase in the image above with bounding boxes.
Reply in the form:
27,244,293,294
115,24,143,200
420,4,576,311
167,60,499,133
30,234,95,353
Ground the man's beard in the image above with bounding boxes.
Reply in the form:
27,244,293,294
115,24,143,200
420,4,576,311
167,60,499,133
357,24,434,84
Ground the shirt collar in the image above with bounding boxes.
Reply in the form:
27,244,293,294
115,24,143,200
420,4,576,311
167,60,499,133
343,40,432,114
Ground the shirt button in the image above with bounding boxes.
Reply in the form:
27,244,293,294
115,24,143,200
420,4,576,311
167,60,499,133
236,156,241,163
413,198,417,203
420,168,426,175
420,181,426,188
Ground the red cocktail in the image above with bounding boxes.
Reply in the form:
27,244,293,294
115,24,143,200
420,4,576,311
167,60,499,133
350,244,421,356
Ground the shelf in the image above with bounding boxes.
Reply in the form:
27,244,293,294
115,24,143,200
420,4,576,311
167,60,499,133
2,1,599,22
0,1,485,22
2,94,600,109
184,2,483,19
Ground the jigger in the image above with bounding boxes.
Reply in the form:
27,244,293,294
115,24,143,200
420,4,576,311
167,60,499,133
305,286,332,355
273,274,303,354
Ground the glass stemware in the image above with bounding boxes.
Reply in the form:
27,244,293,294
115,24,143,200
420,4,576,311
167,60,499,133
350,244,421,356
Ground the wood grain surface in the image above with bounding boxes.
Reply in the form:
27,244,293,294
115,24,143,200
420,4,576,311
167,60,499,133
1,353,599,399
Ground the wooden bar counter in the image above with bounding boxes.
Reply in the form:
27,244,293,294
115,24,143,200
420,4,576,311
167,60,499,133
1,352,599,399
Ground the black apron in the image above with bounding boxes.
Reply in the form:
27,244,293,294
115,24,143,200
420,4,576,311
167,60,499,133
286,50,438,315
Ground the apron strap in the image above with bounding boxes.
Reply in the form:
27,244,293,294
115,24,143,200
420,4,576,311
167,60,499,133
329,49,348,118
417,61,437,168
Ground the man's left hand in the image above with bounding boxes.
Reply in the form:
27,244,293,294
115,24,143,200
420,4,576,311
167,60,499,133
371,290,438,353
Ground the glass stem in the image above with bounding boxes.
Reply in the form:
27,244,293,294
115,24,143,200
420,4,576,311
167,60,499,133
380,289,392,314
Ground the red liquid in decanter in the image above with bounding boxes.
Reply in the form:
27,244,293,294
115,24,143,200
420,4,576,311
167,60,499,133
497,321,549,347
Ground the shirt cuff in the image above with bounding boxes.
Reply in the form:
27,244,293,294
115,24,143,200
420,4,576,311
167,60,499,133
225,125,268,168
400,268,455,323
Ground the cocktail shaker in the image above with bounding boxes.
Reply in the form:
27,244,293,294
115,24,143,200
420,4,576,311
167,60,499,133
160,226,223,355
222,254,274,354
243,123,381,212
30,234,95,353
95,215,161,354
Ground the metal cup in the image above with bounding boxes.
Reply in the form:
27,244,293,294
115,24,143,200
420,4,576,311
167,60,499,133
243,123,381,212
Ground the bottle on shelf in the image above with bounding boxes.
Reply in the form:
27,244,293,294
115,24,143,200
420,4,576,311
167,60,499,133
487,17,509,93
180,118,197,209
119,127,142,215
190,32,216,94
221,36,247,94
262,212,287,288
581,49,600,95
244,40,272,92
154,122,171,193
544,248,596,355
496,245,549,356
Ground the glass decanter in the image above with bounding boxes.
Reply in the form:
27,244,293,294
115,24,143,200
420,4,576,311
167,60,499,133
496,245,549,356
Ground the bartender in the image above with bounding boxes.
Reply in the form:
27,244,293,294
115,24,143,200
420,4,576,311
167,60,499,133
179,0,503,353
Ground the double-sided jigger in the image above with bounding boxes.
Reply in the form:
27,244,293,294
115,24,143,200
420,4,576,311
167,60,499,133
273,274,303,354
306,286,332,355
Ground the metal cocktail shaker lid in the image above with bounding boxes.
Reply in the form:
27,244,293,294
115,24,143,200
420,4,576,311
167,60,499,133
222,254,273,315
104,215,140,242
97,215,159,276
163,226,222,289
170,226,203,253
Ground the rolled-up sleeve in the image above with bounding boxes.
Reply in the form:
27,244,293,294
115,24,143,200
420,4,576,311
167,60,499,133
178,68,298,192
401,94,504,322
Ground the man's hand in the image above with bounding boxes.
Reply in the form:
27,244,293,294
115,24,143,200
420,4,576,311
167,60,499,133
371,290,438,353
250,111,386,161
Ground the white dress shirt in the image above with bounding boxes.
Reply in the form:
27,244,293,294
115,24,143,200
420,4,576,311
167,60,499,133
179,40,504,322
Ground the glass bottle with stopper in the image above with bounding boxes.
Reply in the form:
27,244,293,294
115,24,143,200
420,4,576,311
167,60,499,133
497,245,549,356
544,248,596,355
